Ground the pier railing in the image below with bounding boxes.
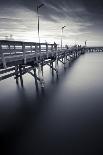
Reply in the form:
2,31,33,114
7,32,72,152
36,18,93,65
0,40,58,68
1,40,103,85
0,40,86,84
0,40,87,69
0,40,57,56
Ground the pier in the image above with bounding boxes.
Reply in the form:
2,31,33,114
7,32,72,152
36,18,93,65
0,40,103,87
86,46,103,52
0,40,86,86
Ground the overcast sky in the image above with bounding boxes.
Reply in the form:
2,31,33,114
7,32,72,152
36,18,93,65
0,0,103,46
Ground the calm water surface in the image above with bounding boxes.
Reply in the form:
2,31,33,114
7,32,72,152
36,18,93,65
0,53,103,154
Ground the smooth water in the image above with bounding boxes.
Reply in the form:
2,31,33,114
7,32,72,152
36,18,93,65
0,53,103,154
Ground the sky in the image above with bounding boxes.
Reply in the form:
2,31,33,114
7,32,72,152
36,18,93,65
0,0,103,46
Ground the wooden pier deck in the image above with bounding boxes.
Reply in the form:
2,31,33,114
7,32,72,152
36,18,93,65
0,40,102,86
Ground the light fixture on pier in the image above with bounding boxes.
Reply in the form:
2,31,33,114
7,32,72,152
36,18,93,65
36,0,45,43
61,26,66,50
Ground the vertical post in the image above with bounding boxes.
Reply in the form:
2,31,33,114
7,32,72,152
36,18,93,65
33,67,36,77
57,51,59,65
23,43,26,64
36,2,44,43
38,63,44,87
64,52,67,65
19,65,23,87
51,44,54,57
35,43,38,62
15,65,19,84
61,26,66,50
54,42,57,51
38,63,41,79
61,28,63,50
51,61,54,76
85,40,87,47
31,45,32,53
41,60,44,76
46,43,48,58
37,3,40,43
55,53,58,74
39,43,41,58
51,44,53,52
33,67,40,96
14,44,16,54
50,60,53,68
0,42,6,69
8,44,11,55
38,13,40,43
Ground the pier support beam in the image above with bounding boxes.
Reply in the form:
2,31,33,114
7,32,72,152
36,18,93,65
15,65,19,85
19,65,24,87
38,63,45,87
55,58,58,73
64,53,67,68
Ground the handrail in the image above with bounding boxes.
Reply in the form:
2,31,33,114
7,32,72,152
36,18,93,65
0,40,55,46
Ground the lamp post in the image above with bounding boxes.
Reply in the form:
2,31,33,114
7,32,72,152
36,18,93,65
61,26,66,50
36,1,44,43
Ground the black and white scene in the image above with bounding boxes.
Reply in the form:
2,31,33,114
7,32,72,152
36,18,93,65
0,0,103,154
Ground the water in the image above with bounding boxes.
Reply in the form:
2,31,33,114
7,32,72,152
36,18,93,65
0,53,103,154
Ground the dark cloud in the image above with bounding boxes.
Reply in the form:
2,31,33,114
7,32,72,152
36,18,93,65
0,0,103,45
0,0,103,24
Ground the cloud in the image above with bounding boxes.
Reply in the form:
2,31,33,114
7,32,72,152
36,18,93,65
0,0,103,46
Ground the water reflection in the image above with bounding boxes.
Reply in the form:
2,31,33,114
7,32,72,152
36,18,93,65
0,53,103,154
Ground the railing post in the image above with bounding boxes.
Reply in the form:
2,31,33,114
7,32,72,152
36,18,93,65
51,44,53,52
35,43,38,62
31,45,32,53
46,43,48,58
22,43,26,64
14,44,16,54
39,43,41,58
8,44,11,55
0,42,6,68
51,44,54,56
